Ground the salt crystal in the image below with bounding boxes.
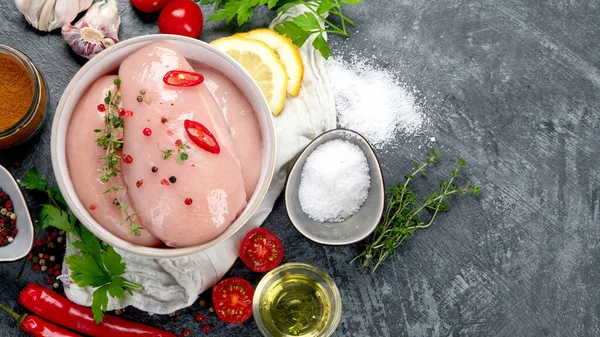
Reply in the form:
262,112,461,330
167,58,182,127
298,139,370,223
327,56,426,149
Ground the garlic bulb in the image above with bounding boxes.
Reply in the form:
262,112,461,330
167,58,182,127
15,0,92,32
61,0,121,59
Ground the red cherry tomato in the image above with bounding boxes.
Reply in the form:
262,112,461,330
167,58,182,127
184,119,220,154
158,0,204,38
130,0,172,13
239,228,284,273
212,278,254,324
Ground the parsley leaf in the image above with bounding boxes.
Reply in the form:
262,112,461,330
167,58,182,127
288,12,321,32
317,0,336,14
92,286,109,323
274,20,313,47
312,33,331,59
39,204,75,234
102,245,126,277
20,167,47,191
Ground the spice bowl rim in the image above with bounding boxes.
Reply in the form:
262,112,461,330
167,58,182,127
0,165,34,262
51,34,277,258
285,128,385,245
253,262,342,337
0,44,46,139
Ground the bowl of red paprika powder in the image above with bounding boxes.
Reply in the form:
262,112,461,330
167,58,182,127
0,44,48,149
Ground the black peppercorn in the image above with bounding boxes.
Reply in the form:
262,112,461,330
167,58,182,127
169,176,177,183
151,166,158,173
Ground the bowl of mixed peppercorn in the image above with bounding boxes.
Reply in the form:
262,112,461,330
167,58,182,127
0,165,34,262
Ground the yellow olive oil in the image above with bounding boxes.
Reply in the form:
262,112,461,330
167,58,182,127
258,274,332,336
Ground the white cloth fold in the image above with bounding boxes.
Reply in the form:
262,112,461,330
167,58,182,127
62,4,335,314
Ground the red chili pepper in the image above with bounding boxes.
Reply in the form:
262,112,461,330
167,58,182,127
19,284,176,337
184,119,220,154
0,303,82,337
163,70,204,87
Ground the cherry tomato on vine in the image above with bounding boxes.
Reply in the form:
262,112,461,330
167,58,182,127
158,0,204,38
239,228,284,272
212,278,254,324
130,0,172,13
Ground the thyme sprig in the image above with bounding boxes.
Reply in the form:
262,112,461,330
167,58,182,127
352,152,480,271
103,186,142,236
94,78,143,237
94,78,123,183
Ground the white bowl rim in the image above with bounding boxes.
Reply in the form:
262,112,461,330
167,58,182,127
0,164,34,262
51,34,276,258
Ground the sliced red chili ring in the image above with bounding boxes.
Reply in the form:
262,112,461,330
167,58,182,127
163,70,204,87
184,119,220,154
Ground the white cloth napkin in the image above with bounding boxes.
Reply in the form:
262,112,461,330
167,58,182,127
61,4,336,314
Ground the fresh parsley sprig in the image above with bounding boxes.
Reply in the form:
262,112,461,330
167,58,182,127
352,153,481,271
201,0,363,59
20,168,143,323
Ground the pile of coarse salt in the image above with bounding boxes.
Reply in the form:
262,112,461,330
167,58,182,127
298,139,370,223
327,56,425,149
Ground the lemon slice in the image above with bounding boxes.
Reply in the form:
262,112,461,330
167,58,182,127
237,29,304,97
210,36,288,116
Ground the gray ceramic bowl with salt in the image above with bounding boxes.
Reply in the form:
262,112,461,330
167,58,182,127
285,129,385,245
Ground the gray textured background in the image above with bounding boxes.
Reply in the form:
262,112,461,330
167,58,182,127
1,0,600,336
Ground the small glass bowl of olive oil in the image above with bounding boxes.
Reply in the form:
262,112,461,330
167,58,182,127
253,263,342,337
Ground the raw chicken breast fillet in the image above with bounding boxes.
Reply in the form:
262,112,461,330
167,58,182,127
66,75,163,247
201,66,263,198
119,42,248,247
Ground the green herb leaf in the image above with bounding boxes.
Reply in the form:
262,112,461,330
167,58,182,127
289,12,321,32
107,277,127,298
39,204,75,234
176,152,189,164
161,149,173,160
317,0,336,14
102,245,126,277
312,33,330,59
19,168,47,191
91,286,109,323
274,21,313,47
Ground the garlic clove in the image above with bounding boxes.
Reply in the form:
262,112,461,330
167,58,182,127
14,0,93,32
61,0,121,59
38,0,58,31
15,0,45,30
50,0,81,31
78,0,93,12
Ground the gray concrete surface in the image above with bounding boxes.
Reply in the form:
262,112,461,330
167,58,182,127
1,0,599,336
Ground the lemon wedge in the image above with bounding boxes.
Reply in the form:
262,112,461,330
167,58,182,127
210,36,288,116
237,29,304,97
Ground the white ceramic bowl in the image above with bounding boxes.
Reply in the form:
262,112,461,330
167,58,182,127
51,35,276,258
0,165,34,262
